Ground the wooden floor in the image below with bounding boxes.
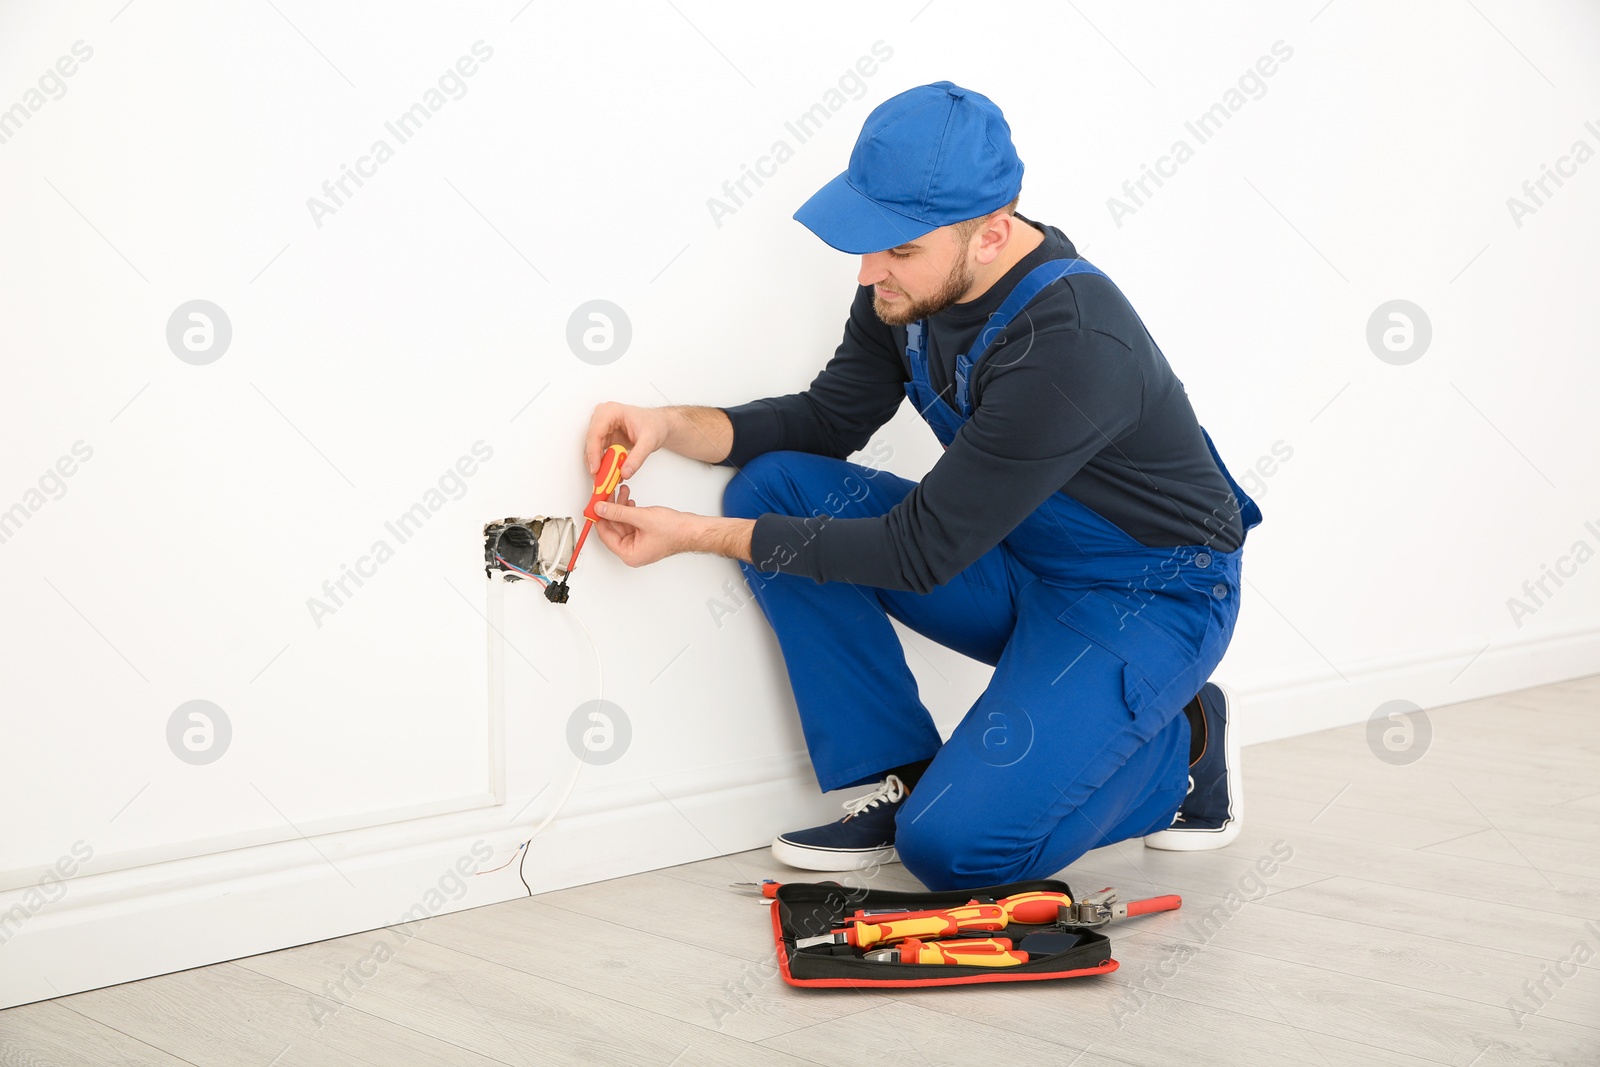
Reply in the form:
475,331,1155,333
5,676,1599,1066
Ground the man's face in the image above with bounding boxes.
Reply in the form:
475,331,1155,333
858,226,976,327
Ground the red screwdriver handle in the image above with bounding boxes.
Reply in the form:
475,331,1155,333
585,444,628,522
568,444,629,575
897,937,1029,966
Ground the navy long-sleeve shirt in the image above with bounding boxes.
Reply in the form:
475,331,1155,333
716,214,1244,593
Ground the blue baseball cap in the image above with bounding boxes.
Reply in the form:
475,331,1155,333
793,80,1024,255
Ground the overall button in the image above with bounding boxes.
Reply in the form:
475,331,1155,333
1212,582,1229,599
1194,552,1212,568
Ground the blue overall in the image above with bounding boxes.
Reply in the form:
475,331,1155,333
723,258,1263,891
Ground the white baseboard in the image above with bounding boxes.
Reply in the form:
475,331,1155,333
5,623,1596,1010
0,752,836,1010
1235,618,1600,747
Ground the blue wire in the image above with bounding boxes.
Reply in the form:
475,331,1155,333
495,554,549,585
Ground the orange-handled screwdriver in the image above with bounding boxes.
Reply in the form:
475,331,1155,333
853,891,1072,927
794,902,1006,950
863,937,1028,966
566,444,628,575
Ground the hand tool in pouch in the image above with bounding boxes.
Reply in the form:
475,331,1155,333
795,902,1007,949
1061,887,1181,927
864,937,1028,967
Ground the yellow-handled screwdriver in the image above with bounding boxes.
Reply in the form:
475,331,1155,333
541,444,628,604
852,890,1073,926
794,902,1006,950
863,937,1028,966
567,443,628,575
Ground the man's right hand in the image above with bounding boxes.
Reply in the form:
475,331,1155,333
585,402,670,479
585,402,735,476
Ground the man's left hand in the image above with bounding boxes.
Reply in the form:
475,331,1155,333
592,484,757,568
592,485,697,567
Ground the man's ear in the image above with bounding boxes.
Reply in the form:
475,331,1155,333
971,212,1010,265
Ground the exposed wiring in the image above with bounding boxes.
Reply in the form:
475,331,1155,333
477,843,526,873
495,553,550,586
494,553,548,584
474,841,532,895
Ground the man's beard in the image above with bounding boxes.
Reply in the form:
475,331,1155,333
872,256,976,326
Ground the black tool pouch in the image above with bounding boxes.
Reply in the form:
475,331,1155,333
771,878,1125,989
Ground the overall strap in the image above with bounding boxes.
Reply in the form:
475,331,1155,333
955,258,1107,414
905,320,927,381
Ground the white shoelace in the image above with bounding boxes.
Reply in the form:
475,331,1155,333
841,774,907,820
1172,774,1196,824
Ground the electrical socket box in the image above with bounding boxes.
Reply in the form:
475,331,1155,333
483,516,578,602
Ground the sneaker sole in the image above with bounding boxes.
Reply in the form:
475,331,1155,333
1144,680,1243,851
770,837,898,872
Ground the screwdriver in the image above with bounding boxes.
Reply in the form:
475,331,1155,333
794,902,1007,950
802,892,1076,952
851,891,1072,927
566,443,628,575
863,937,1028,967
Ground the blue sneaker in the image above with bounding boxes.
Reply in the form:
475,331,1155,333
1145,682,1242,850
771,774,908,871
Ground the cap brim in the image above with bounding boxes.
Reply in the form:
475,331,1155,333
792,171,938,254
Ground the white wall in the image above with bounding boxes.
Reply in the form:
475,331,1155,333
3,0,1597,1008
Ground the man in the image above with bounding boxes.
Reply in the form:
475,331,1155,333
584,80,1261,892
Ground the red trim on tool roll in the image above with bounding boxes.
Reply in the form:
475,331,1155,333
782,962,1119,989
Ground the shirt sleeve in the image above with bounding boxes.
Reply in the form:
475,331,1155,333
747,328,1146,593
716,285,906,468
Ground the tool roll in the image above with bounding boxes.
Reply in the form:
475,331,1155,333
771,877,1174,988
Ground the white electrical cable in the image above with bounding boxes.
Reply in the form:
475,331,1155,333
536,516,577,580
513,599,603,890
